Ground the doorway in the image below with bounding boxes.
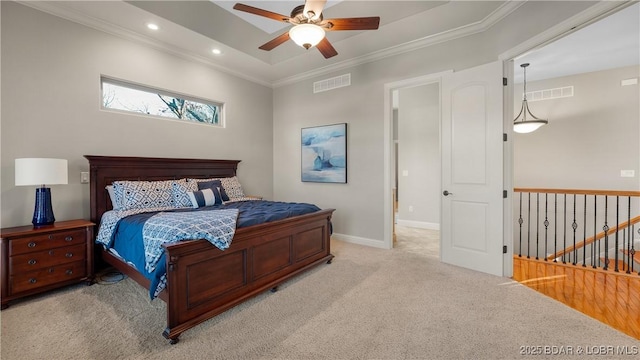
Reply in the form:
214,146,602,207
384,72,449,252
392,83,441,251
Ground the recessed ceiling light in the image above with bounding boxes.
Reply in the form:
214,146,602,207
147,23,159,30
212,48,222,55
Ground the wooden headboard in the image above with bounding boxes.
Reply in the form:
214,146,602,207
84,155,240,224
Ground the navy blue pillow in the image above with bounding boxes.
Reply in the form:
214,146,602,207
188,186,223,208
197,180,230,202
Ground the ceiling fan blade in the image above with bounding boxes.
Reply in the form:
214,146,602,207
303,0,327,21
325,17,380,31
259,32,291,51
316,37,338,59
233,3,290,22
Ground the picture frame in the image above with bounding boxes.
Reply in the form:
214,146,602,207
301,123,347,183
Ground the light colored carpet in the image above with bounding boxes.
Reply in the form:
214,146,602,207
1,226,638,359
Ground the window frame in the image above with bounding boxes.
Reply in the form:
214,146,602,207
100,76,225,127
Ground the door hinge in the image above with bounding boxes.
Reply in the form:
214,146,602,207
503,245,508,254
503,77,507,86
503,190,508,198
503,133,507,142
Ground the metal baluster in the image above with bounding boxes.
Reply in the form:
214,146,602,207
603,196,609,271
582,194,587,267
563,194,567,264
634,225,638,275
626,197,631,274
593,195,597,269
536,193,540,260
572,194,578,265
544,194,549,261
527,192,531,259
518,192,523,257
554,193,558,262
614,196,619,272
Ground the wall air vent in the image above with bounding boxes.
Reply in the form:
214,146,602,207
313,73,351,93
525,86,573,102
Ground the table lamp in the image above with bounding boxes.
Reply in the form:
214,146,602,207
15,158,68,227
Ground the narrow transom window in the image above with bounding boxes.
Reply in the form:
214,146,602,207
101,77,223,126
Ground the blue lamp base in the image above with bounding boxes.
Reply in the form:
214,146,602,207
32,187,55,227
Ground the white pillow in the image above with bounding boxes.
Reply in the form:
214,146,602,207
105,185,122,210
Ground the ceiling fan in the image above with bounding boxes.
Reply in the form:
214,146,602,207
233,0,380,59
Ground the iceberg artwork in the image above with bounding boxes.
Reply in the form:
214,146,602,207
301,123,347,183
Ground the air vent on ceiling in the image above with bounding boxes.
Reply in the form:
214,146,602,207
313,74,351,93
525,86,573,102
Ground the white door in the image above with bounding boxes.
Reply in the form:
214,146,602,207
441,61,504,276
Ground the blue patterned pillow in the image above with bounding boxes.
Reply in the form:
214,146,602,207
115,180,176,209
188,186,223,208
173,179,198,208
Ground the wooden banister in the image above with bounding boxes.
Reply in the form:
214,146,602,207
545,215,640,261
514,188,640,197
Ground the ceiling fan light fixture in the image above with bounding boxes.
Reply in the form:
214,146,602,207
289,23,325,49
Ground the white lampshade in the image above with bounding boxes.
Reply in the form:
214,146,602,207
513,120,547,134
289,24,325,49
15,158,68,186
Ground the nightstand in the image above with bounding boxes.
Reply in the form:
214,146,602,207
1,219,95,309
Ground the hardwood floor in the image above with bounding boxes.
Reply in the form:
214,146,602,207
513,256,640,340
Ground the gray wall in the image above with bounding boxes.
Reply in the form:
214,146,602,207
397,83,440,228
273,1,593,246
514,66,640,191
1,2,274,227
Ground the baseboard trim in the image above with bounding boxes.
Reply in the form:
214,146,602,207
331,233,389,249
396,220,440,230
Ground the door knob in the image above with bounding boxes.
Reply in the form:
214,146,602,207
443,190,453,196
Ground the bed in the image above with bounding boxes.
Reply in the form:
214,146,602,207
85,155,335,344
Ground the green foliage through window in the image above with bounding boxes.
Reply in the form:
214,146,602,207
101,77,222,126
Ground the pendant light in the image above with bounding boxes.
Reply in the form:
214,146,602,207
513,63,548,133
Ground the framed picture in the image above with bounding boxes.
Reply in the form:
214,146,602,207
301,123,347,183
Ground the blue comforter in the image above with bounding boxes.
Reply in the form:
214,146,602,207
102,200,322,298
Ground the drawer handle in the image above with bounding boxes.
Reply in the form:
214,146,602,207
49,250,55,256
28,259,37,265
48,268,55,273
48,235,53,240
65,253,73,258
65,236,73,242
65,269,73,275
29,278,37,284
28,242,36,248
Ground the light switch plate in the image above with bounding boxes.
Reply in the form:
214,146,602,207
81,172,90,183
620,170,635,178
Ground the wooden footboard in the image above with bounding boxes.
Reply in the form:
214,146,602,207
162,209,334,343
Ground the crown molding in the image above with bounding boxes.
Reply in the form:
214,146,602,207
18,0,525,88
16,1,273,88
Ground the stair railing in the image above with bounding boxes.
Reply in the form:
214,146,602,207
514,188,640,274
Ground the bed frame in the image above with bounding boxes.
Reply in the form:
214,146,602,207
85,155,335,344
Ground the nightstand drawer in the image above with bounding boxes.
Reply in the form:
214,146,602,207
11,260,86,294
10,244,86,273
9,229,86,256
